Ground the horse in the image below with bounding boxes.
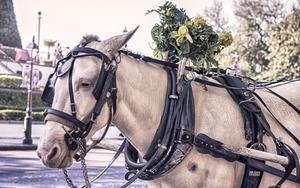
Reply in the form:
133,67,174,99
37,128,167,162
37,28,300,188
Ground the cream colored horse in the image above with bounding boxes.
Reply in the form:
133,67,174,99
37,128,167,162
37,29,300,188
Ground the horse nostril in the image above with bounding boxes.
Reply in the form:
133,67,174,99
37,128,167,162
47,146,60,161
37,150,42,159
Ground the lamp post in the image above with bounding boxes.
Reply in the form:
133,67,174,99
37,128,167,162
37,11,42,52
22,36,39,145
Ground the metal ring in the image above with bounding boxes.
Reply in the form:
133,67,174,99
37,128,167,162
157,144,167,150
250,143,266,151
169,95,178,100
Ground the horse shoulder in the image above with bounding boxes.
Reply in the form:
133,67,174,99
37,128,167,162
149,81,246,188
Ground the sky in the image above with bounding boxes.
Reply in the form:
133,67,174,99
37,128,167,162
13,0,234,55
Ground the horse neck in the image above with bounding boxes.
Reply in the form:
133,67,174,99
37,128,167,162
112,54,167,154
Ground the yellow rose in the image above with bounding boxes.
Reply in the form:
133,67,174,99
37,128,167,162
219,31,233,47
176,25,193,45
178,25,189,36
193,17,206,28
166,8,174,17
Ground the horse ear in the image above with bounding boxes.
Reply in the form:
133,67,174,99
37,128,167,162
98,26,139,58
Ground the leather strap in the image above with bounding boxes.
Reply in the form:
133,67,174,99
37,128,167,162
263,87,300,115
68,59,77,117
239,157,300,184
253,92,300,146
44,108,86,131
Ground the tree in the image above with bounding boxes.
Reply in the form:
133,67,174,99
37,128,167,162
80,34,100,44
204,0,229,33
44,39,57,60
233,0,286,76
0,0,22,48
202,0,300,80
264,5,300,79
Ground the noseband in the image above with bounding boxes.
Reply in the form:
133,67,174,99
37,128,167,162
41,44,118,151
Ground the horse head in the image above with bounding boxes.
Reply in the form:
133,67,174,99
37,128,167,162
37,27,138,168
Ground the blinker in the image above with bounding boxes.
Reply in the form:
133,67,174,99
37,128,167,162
41,73,55,105
41,57,74,105
56,57,74,77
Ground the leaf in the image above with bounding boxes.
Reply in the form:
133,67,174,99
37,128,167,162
186,33,193,43
170,31,179,38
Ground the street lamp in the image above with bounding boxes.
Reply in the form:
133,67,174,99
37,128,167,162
22,36,39,145
37,11,42,52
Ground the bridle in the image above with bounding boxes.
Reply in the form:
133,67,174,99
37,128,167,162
41,44,120,188
41,44,118,152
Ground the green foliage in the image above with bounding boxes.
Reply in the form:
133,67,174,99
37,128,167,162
147,1,232,69
0,105,45,111
0,74,22,88
263,8,300,80
0,74,48,120
147,2,188,52
1,46,16,60
209,0,300,80
0,0,22,48
0,109,44,121
0,87,47,120
0,89,48,109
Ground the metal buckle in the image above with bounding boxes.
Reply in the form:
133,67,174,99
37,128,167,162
106,60,117,72
184,71,196,81
90,113,96,124
175,129,194,144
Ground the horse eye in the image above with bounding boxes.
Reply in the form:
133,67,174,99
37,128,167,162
81,82,91,87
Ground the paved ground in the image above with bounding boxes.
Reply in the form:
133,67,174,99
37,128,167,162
0,149,147,188
0,123,147,188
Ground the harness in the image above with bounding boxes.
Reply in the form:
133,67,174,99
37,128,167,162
212,76,300,188
41,44,300,188
124,68,195,183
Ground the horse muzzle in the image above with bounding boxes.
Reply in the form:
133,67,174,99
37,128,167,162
37,122,74,168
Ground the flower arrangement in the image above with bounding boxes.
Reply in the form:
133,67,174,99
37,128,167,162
147,1,233,70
